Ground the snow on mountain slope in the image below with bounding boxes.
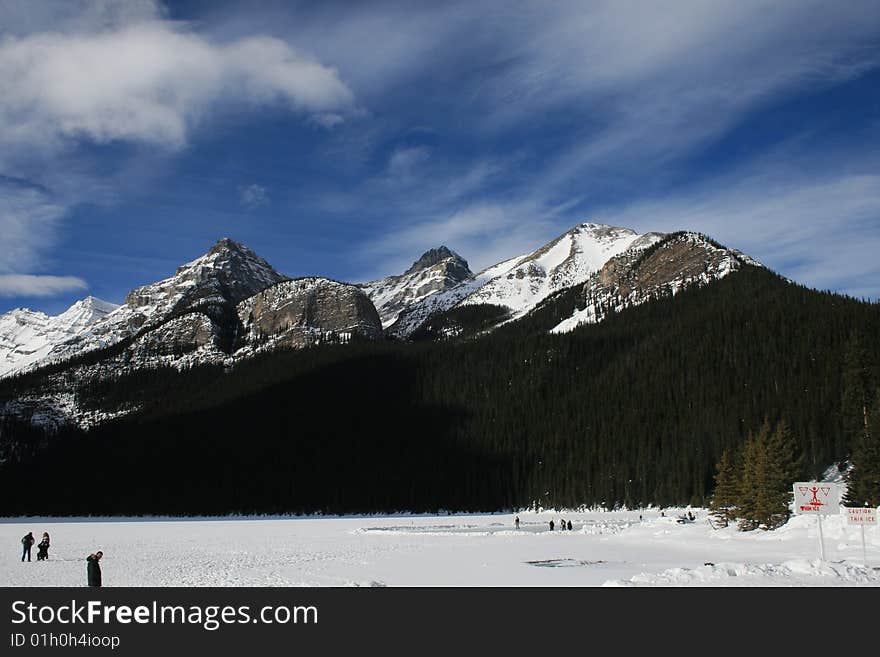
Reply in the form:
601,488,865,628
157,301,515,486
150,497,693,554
0,296,119,377
361,247,473,328
387,223,654,337
459,223,644,316
1,238,289,376
385,252,527,338
550,231,761,334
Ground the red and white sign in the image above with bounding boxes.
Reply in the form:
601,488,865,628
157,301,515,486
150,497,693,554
845,507,877,525
793,482,840,515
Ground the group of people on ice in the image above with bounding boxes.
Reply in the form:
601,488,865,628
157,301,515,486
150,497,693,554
20,531,50,562
549,519,573,531
20,531,103,586
512,516,574,531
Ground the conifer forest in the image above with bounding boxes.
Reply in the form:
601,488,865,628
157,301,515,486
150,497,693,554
1,266,879,516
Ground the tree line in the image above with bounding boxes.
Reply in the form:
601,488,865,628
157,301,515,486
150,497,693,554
1,266,879,515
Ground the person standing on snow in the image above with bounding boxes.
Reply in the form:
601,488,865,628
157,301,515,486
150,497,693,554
36,533,50,561
87,551,103,587
21,532,35,562
567,520,572,531
514,516,520,529
549,520,555,531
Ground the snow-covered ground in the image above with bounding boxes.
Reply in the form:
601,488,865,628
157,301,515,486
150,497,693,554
2,508,878,587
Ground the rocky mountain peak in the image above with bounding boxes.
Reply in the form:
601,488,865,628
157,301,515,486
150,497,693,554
208,236,243,253
123,238,287,313
549,231,761,333
404,246,470,277
361,246,475,328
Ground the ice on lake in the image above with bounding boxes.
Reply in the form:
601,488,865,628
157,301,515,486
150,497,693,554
3,508,879,587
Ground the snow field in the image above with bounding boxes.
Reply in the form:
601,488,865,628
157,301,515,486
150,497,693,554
2,509,878,587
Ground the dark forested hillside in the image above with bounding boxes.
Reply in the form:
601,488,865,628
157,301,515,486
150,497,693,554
1,266,878,515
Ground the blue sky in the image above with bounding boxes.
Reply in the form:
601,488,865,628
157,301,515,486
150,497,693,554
1,0,879,315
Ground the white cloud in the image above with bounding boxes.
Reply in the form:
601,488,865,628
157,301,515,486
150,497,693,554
0,274,87,297
0,182,67,274
361,197,582,278
0,22,355,149
386,146,430,180
283,0,880,295
0,180,87,298
239,183,269,209
0,6,356,301
592,170,880,298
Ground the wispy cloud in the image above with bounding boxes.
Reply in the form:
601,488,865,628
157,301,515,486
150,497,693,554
0,274,87,297
239,183,269,210
323,1,880,293
0,180,67,274
360,196,582,278
386,146,430,181
592,167,880,298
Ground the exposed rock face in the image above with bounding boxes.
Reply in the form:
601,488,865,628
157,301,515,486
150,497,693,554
386,223,657,338
361,246,473,328
129,313,222,359
123,237,287,315
239,278,383,349
550,232,762,333
1,238,288,374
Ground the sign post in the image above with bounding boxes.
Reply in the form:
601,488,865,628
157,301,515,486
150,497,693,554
844,506,877,566
793,483,840,561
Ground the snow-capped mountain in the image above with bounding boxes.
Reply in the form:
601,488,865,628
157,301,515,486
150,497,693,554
0,227,767,429
0,238,289,376
0,239,387,427
360,247,473,328
549,231,762,333
386,223,662,337
0,296,119,377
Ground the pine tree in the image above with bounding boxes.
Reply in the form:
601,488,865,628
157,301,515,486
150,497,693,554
840,334,875,461
737,419,796,531
768,419,803,498
709,450,738,527
845,389,880,507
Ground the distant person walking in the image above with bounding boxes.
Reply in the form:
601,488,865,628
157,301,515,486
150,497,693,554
567,520,572,531
36,533,50,561
514,516,520,529
87,551,103,587
549,520,555,531
21,532,34,562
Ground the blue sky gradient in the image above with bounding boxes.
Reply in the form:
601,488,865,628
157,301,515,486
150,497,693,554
1,0,879,314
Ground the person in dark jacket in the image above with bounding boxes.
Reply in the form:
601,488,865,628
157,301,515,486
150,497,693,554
36,533,50,561
87,551,103,587
548,520,554,531
567,520,572,531
21,532,34,562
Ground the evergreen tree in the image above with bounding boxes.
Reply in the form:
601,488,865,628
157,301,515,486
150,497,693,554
709,450,738,527
737,420,795,531
845,389,880,507
768,419,803,494
839,334,875,461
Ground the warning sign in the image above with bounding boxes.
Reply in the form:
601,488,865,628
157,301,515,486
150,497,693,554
793,482,840,515
845,507,877,525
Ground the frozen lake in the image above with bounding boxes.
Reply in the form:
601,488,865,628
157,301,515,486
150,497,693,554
3,508,879,587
